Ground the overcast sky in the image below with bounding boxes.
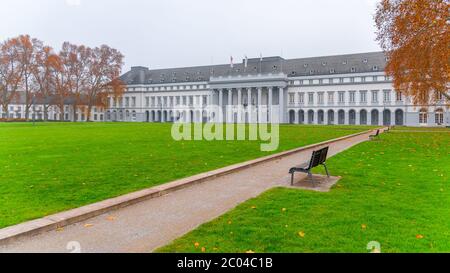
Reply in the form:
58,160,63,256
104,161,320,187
0,0,381,71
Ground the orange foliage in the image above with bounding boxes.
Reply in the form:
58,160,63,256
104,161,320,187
375,0,450,106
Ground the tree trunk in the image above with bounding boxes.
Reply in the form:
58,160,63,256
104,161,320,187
86,104,92,122
43,104,49,121
1,104,8,119
72,104,77,122
59,103,65,121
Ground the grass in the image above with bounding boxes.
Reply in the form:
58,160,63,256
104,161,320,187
158,130,450,253
0,122,372,229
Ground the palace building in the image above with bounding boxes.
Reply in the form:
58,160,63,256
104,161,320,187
105,52,448,126
3,52,447,126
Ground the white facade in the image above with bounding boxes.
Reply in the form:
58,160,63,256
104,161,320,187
105,71,449,127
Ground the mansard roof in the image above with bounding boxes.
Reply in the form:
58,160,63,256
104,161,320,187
120,51,387,85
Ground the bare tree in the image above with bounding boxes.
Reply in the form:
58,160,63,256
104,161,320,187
0,38,23,119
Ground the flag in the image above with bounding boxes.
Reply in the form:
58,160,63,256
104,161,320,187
230,56,234,68
244,55,248,68
260,53,263,61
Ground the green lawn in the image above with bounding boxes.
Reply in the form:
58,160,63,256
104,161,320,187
158,130,450,253
0,122,372,229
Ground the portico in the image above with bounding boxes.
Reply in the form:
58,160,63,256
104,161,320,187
210,73,288,124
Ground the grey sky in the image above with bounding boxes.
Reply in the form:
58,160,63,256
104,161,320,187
0,0,381,72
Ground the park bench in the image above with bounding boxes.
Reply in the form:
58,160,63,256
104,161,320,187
289,146,330,186
369,129,380,140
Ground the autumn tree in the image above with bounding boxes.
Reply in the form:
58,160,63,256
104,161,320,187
85,45,124,121
375,0,450,105
16,35,44,120
59,42,90,122
0,38,23,119
32,44,59,121
51,52,69,121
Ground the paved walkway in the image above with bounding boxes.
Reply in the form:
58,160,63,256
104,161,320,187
0,131,374,253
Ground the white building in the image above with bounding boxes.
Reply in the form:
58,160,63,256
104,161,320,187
106,52,448,127
3,52,447,126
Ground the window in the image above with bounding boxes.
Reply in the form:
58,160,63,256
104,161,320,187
132,97,136,107
349,91,356,103
363,58,368,63
94,114,98,121
308,93,314,104
373,66,379,71
435,109,444,124
329,69,335,74
383,90,391,102
419,109,428,124
351,67,356,73
338,92,345,104
360,91,367,103
289,93,295,104
372,90,379,103
328,92,334,104
145,97,150,107
318,92,324,104
396,92,403,101
436,92,444,101
298,93,304,104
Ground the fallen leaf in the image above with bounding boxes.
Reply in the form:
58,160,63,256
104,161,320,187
298,231,305,238
106,216,116,221
84,223,94,228
201,247,206,252
228,220,232,225
245,250,255,253
56,227,64,232
282,208,287,212
251,206,257,209
194,242,200,248
416,234,424,239
361,224,367,230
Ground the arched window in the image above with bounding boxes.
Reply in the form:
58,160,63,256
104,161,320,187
435,109,444,125
419,109,428,124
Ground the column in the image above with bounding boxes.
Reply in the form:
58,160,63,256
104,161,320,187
237,88,242,123
218,89,223,123
268,87,273,123
247,88,252,123
257,87,262,123
279,87,285,123
227,89,233,123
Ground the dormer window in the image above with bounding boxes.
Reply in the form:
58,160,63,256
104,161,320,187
330,69,335,74
322,62,327,66
373,66,379,71
303,64,308,68
309,70,314,75
291,71,296,76
172,78,177,82
272,65,278,70
351,67,356,73
160,79,165,83
186,77,190,81
343,60,348,65
363,58,368,63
